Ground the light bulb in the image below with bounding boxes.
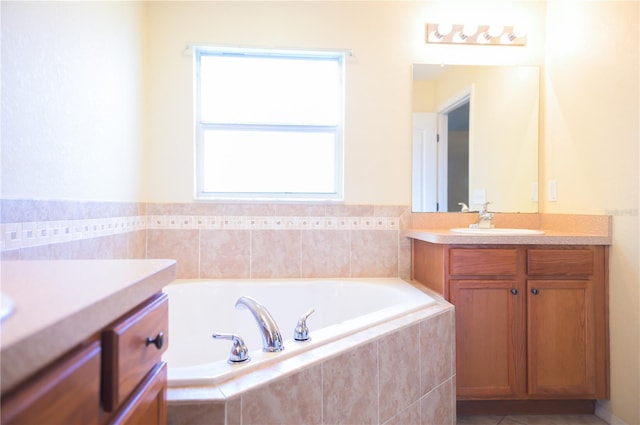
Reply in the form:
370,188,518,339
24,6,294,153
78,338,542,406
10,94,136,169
487,25,504,38
508,26,527,41
462,24,478,37
436,23,453,38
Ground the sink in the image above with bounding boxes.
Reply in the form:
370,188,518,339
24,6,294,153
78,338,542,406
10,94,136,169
450,227,545,235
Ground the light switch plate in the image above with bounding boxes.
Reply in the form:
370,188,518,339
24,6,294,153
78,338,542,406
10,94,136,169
473,188,487,205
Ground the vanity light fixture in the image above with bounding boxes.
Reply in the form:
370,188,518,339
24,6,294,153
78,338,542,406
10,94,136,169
426,23,527,46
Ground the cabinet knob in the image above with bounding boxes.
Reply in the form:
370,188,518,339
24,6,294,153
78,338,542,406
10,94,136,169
511,288,518,295
146,331,164,350
531,288,540,295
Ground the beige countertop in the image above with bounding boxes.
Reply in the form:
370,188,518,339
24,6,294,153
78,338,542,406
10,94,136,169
0,259,176,395
406,228,612,245
408,213,612,245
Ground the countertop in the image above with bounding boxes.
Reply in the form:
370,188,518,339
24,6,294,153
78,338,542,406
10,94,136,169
408,213,612,245
406,228,612,245
0,259,176,395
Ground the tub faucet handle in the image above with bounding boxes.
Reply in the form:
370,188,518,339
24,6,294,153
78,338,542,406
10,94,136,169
212,332,250,363
294,308,315,341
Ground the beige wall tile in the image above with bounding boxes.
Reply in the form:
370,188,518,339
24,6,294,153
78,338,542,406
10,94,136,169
146,203,174,215
19,244,51,260
301,229,350,278
167,402,225,425
420,310,455,395
351,230,398,277
374,205,409,217
127,229,147,259
420,377,456,425
323,341,378,424
241,365,322,425
200,229,250,278
275,204,327,216
0,249,20,260
251,230,301,278
379,324,421,423
226,396,242,425
224,203,277,216
325,204,374,217
147,229,199,278
172,203,222,216
382,400,421,425
398,235,412,280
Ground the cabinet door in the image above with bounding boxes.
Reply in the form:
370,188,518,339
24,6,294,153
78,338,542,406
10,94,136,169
450,280,526,398
527,280,597,397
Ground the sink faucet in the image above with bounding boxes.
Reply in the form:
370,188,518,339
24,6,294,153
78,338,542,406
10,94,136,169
473,202,494,229
235,296,284,352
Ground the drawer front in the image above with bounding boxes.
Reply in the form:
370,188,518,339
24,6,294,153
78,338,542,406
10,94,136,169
1,341,101,425
102,293,168,412
110,362,167,425
450,248,518,276
528,249,594,276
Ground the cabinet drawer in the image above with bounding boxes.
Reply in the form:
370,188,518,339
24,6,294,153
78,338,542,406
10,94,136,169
1,341,101,425
110,362,167,425
528,249,594,276
102,293,168,412
450,249,518,276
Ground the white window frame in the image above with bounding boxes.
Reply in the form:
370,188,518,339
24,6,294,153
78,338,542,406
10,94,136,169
194,46,345,201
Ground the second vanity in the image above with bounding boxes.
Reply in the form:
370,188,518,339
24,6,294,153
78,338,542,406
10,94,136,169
0,259,176,425
408,213,611,415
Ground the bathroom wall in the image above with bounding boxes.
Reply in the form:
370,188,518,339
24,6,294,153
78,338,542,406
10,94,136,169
143,1,544,204
542,2,640,424
2,2,638,423
1,1,146,202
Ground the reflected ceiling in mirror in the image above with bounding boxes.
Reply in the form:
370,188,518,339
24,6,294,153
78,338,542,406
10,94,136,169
412,64,539,213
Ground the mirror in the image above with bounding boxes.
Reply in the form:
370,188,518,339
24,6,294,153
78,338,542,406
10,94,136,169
412,64,539,213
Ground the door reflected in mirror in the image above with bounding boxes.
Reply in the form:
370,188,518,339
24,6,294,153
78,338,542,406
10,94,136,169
412,64,539,213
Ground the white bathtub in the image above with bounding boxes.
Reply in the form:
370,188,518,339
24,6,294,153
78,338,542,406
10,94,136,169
163,278,436,387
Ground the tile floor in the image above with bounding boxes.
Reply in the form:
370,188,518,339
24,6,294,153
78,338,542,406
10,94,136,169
457,414,609,425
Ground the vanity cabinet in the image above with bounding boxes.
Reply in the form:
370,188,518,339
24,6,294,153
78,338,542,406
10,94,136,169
413,242,609,406
0,292,169,425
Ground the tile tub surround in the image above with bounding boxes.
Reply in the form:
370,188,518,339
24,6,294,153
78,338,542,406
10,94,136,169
167,302,456,425
1,200,412,279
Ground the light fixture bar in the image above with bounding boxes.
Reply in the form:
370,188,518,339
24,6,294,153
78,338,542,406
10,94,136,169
425,23,527,46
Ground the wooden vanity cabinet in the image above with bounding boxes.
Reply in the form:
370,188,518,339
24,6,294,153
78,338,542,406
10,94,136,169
412,242,609,406
0,292,169,425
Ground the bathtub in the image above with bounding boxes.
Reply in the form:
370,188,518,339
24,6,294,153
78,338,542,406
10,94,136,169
163,277,436,387
164,278,456,425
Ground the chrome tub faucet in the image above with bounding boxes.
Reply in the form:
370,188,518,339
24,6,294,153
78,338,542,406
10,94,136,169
235,296,284,352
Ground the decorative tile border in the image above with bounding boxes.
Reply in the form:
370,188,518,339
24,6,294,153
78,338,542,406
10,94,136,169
146,215,399,230
1,215,400,251
1,216,147,251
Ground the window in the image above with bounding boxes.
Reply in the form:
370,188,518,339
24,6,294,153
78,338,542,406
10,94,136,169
195,47,345,200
